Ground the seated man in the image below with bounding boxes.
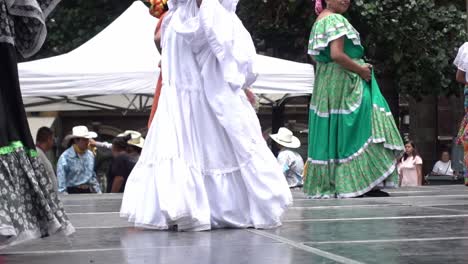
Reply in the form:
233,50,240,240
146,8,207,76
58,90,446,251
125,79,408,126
57,126,102,194
270,127,304,188
431,150,455,176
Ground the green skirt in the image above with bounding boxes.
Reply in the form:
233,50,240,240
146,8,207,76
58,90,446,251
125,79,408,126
304,61,404,198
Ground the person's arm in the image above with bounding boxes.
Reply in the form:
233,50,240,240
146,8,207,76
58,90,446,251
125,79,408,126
329,37,371,81
155,29,162,52
89,171,102,194
88,153,102,193
56,156,68,194
416,164,423,186
111,176,125,193
430,161,439,176
415,156,423,185
456,69,467,85
244,88,256,107
397,162,403,187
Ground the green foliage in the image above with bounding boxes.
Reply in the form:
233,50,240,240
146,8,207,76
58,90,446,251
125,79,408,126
349,0,466,98
33,0,135,60
35,0,466,98
238,0,466,98
237,0,314,60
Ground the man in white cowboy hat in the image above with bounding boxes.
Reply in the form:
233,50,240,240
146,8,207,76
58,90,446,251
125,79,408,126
57,126,102,194
270,127,304,188
118,130,145,162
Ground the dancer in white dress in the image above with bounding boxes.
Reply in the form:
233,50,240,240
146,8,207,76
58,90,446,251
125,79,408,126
120,0,292,231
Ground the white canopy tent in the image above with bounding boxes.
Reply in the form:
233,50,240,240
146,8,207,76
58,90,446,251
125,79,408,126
19,1,314,112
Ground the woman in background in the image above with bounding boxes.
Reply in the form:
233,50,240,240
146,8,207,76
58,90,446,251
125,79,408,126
398,141,423,187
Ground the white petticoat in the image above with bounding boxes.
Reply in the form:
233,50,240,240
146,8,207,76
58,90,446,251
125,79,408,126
120,0,292,231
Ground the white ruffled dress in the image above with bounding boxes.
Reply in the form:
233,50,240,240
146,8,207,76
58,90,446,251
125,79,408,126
120,0,292,231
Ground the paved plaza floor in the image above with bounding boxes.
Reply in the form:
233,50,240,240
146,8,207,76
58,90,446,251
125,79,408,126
1,185,468,263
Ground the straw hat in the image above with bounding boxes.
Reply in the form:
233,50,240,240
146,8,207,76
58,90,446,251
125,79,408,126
118,130,145,149
269,127,301,149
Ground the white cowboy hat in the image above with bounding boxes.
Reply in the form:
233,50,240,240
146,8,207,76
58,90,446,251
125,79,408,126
269,127,301,149
71,126,98,139
118,130,145,149
61,126,97,148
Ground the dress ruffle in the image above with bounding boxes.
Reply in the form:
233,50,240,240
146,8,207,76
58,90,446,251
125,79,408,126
2,0,61,58
304,62,403,198
304,103,403,198
0,142,75,248
121,0,292,230
168,0,257,91
308,14,361,55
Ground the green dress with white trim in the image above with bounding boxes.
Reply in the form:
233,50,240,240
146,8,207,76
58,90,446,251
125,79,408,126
304,14,404,198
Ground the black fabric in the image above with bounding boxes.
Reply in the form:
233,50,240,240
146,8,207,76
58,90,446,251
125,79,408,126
0,42,35,149
0,139,74,244
67,186,92,194
106,154,136,193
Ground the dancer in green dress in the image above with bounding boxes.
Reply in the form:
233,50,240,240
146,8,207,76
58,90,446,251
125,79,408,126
304,0,404,198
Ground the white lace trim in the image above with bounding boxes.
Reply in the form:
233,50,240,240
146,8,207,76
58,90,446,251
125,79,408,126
373,104,393,116
307,161,397,199
310,99,391,118
307,134,404,165
309,92,363,117
308,31,361,55
0,229,41,250
0,36,15,45
3,0,61,57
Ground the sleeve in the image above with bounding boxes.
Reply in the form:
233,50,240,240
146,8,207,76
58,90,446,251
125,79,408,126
7,0,60,58
56,155,68,193
432,161,440,173
415,156,423,165
277,152,290,174
88,152,102,194
89,172,102,194
308,14,361,55
454,42,468,74
199,0,257,91
111,156,128,177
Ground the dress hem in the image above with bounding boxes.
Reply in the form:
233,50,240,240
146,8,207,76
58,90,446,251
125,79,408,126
307,137,403,165
306,161,396,199
0,141,37,157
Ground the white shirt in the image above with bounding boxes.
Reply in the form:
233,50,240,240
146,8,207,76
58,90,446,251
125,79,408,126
455,42,468,82
432,160,454,176
277,149,304,187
